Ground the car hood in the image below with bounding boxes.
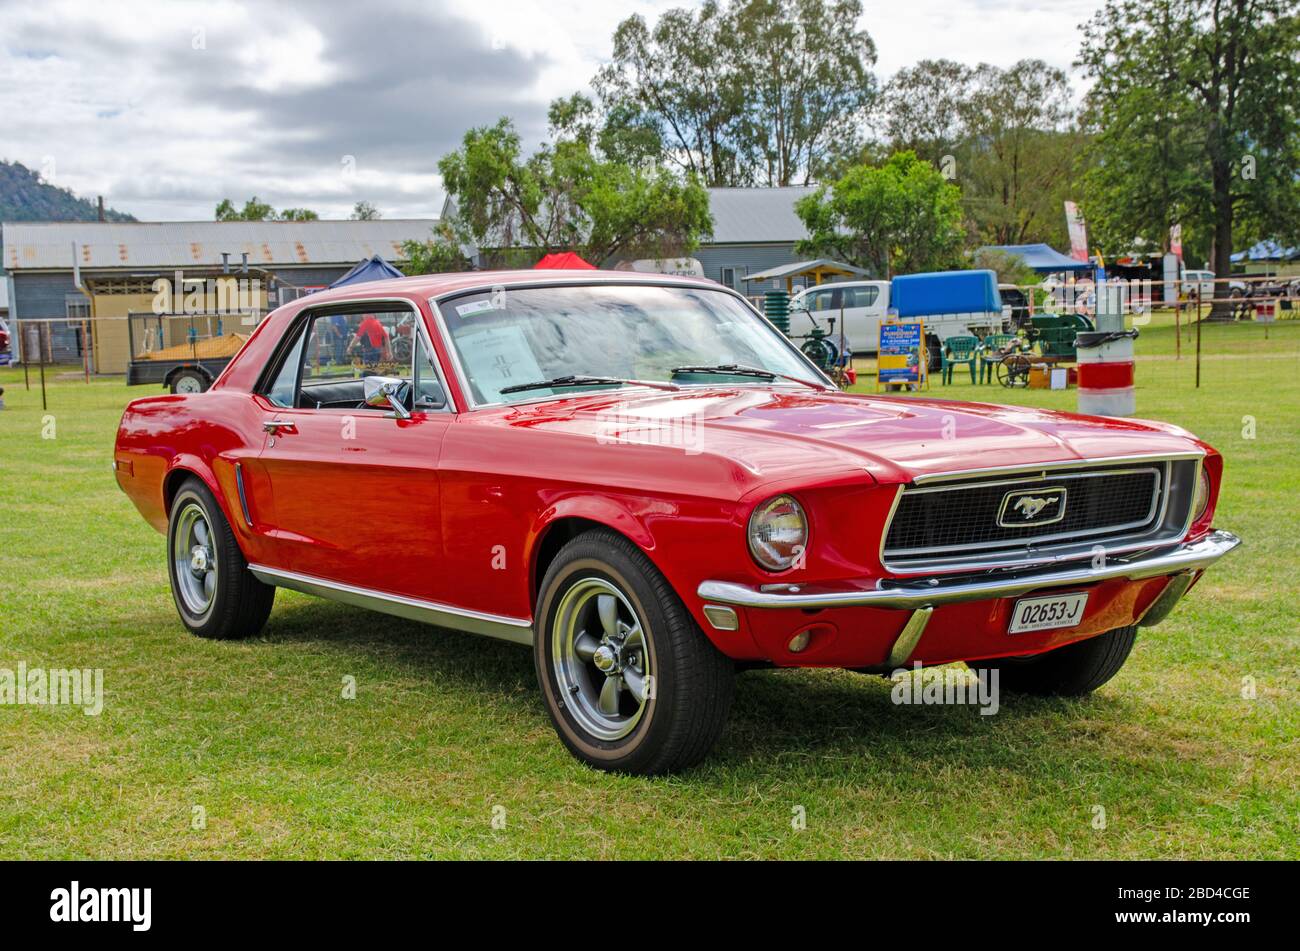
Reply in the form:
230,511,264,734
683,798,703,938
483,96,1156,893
496,386,1205,488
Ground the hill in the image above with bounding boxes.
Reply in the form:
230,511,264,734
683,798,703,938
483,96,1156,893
0,160,135,222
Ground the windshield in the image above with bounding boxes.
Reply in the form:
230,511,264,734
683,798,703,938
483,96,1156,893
434,283,823,405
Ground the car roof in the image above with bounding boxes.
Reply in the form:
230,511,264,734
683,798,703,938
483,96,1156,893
288,268,729,306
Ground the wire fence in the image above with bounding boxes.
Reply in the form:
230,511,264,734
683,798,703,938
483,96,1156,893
4,274,1297,397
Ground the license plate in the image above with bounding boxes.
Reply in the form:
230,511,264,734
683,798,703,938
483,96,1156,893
1008,592,1089,634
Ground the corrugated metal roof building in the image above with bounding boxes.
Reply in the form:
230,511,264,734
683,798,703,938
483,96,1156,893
695,186,819,296
1,218,437,371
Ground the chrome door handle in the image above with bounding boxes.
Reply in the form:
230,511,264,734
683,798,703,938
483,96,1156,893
263,420,297,434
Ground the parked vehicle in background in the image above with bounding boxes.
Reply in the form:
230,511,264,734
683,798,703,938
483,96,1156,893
113,270,1240,774
0,317,10,358
998,284,1033,330
787,280,889,354
1181,269,1215,300
789,272,1009,354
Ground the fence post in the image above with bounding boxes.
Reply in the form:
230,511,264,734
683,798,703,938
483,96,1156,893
1195,290,1202,389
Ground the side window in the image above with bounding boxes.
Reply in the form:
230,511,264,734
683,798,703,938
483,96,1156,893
301,310,410,385
808,289,831,312
296,308,415,411
261,306,432,411
265,322,307,408
846,285,879,309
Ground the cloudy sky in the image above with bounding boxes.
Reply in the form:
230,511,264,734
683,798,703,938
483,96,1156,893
0,0,1102,221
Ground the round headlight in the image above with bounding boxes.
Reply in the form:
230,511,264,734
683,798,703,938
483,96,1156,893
748,494,808,571
1192,467,1212,522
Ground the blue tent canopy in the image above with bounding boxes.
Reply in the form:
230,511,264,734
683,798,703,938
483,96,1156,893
979,243,1093,273
1231,240,1299,263
329,254,405,288
891,270,1001,317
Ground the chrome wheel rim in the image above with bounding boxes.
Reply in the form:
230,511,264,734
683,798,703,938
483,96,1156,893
175,376,203,394
552,577,651,741
173,502,217,616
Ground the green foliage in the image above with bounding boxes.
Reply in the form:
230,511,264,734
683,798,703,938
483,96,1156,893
0,160,135,222
595,0,876,186
214,197,319,221
278,207,319,221
400,221,472,275
438,104,712,265
215,197,274,221
971,248,1040,287
795,151,965,277
873,59,1081,248
1078,0,1300,275
350,201,381,220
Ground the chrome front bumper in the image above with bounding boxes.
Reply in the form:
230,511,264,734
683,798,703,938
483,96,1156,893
697,530,1241,611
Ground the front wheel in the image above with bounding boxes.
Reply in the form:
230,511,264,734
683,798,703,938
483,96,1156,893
167,478,275,640
534,529,734,774
967,625,1138,696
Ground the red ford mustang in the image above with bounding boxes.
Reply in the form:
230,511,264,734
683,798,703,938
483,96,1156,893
114,271,1240,773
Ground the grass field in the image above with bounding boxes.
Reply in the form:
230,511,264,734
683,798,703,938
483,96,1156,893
1,315,1296,859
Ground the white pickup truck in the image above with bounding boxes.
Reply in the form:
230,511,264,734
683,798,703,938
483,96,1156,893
787,276,1006,354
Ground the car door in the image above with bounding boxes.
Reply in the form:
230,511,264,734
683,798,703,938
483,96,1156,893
254,301,453,604
829,284,880,353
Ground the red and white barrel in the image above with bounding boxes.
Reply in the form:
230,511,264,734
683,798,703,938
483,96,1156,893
1076,330,1136,416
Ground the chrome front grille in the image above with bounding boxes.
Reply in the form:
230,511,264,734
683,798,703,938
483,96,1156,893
881,458,1201,573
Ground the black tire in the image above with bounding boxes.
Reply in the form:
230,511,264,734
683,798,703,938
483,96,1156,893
169,369,209,394
534,529,734,775
166,477,275,640
968,625,1138,696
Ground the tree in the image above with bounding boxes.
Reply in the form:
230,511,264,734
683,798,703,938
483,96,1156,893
877,59,974,160
350,201,381,220
595,0,877,186
795,151,966,277
731,0,877,185
959,61,1079,246
401,221,472,274
277,207,319,221
214,197,319,221
595,2,747,186
438,102,713,265
215,196,275,221
874,59,1086,248
1079,0,1300,312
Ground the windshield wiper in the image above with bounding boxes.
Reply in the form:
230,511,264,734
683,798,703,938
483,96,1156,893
671,363,829,391
498,375,678,396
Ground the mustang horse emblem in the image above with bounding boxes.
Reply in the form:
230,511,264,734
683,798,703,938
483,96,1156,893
1013,495,1059,519
998,487,1068,527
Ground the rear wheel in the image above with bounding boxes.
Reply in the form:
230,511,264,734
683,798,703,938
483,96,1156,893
169,369,208,394
534,529,734,774
967,625,1138,696
167,478,274,640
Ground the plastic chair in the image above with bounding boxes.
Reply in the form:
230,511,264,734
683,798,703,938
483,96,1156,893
942,336,980,384
978,333,1016,384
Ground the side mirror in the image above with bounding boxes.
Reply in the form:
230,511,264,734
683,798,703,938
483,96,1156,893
363,375,411,419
